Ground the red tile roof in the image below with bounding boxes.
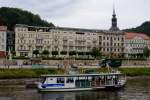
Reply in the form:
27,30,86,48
125,32,150,40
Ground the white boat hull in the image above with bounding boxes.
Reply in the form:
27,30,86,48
38,85,125,92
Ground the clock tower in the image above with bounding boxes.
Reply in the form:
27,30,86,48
109,7,119,31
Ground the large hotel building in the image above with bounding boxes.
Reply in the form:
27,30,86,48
15,9,125,58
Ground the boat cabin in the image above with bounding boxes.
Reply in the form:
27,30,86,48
41,73,125,89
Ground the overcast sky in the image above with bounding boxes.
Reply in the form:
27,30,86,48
0,0,150,30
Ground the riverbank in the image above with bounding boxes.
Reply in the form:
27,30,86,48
0,68,64,79
0,67,150,79
119,68,150,76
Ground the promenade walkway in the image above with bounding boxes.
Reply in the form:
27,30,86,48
0,65,150,69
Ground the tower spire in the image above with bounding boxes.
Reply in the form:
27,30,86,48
109,4,119,31
113,4,116,16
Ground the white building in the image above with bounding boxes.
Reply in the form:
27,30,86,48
15,24,124,58
0,25,7,58
15,25,99,57
0,25,7,53
125,32,150,58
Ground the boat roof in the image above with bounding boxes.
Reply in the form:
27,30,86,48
41,73,123,77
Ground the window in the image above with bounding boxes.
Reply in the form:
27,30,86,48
107,42,109,46
103,37,105,40
103,42,105,46
107,48,109,52
2,45,4,49
107,37,109,40
2,39,4,43
103,48,105,52
57,78,64,83
66,77,74,83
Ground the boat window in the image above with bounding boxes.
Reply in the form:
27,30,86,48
92,77,95,81
57,78,64,83
66,77,74,83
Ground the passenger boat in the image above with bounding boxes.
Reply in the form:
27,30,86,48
38,71,126,92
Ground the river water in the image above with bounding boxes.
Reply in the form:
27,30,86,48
0,77,149,100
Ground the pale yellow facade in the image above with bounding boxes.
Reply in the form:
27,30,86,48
98,31,125,57
15,24,101,57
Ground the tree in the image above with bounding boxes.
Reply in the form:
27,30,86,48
85,52,91,59
42,50,49,58
77,52,84,55
0,7,54,30
52,51,58,57
125,21,150,37
11,51,16,56
69,51,76,56
91,47,101,59
143,46,150,59
33,50,39,57
60,51,67,55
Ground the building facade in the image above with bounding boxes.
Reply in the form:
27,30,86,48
0,25,7,58
15,25,100,57
125,32,150,58
99,8,125,58
6,31,15,52
0,25,7,51
98,31,124,58
14,8,125,58
15,25,124,58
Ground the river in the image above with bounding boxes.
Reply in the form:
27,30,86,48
0,77,149,100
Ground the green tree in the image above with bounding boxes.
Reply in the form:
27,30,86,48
11,51,16,56
85,52,91,59
42,50,49,58
91,47,101,59
143,46,150,59
33,50,39,57
60,51,67,55
69,51,76,56
77,52,84,55
125,21,150,37
0,7,54,30
52,51,58,57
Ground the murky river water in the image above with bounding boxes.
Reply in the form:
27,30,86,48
0,77,149,100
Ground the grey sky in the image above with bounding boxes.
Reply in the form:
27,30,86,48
0,0,150,30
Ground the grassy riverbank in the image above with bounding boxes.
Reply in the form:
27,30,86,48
0,68,64,79
0,68,150,79
119,68,150,76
